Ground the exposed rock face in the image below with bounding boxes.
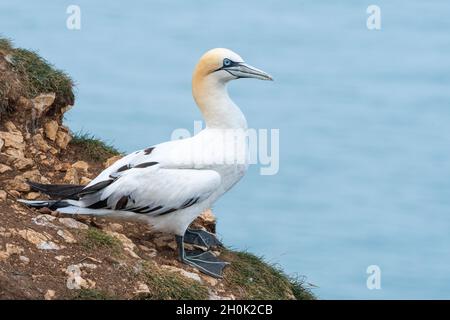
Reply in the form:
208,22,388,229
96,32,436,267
44,289,56,300
44,120,58,141
72,161,89,174
31,93,56,118
0,190,7,202
13,157,34,170
32,214,58,228
0,93,75,177
0,164,12,173
0,122,32,171
32,133,51,152
104,155,122,168
6,177,30,192
134,282,150,294
162,265,203,283
25,192,40,200
16,228,63,250
55,126,71,149
65,264,97,290
63,167,79,184
58,218,89,230
57,229,77,244
0,131,23,149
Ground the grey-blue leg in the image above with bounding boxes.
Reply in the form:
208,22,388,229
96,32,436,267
184,228,223,249
176,235,228,278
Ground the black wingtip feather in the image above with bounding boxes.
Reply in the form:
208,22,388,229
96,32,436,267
27,181,87,199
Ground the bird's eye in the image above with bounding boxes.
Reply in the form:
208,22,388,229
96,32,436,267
223,58,232,67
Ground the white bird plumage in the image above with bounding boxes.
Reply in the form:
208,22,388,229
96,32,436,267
19,48,273,277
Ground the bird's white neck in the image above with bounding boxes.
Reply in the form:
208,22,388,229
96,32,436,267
192,76,247,129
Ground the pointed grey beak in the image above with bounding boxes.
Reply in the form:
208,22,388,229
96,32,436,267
223,62,273,81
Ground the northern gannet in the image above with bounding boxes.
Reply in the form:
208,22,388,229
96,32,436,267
19,48,273,278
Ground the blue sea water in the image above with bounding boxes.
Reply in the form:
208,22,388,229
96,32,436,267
1,0,449,299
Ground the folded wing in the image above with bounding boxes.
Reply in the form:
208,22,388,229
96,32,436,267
79,163,221,216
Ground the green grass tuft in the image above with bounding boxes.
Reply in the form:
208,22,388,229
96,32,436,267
139,263,209,300
83,228,121,251
70,132,121,162
223,250,315,300
12,48,74,102
288,275,316,300
0,36,74,116
0,37,13,52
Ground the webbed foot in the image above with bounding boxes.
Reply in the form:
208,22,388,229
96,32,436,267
176,235,228,278
184,228,223,249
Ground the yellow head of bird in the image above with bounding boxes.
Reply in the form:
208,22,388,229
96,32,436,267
193,48,273,85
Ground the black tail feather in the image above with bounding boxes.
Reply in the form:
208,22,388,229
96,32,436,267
27,179,114,200
27,181,86,200
18,199,72,210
